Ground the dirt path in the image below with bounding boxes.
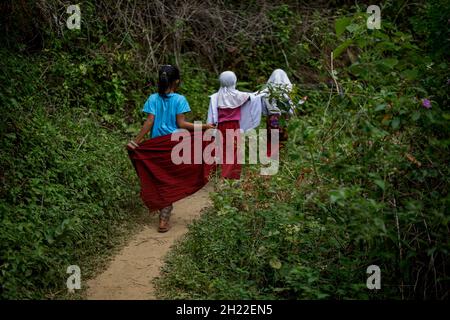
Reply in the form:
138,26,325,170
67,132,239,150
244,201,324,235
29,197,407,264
86,183,212,300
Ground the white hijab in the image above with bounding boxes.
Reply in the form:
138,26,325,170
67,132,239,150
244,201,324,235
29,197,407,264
259,69,294,115
217,71,250,109
267,69,292,91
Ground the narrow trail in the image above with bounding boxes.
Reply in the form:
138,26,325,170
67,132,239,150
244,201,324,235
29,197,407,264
86,183,213,300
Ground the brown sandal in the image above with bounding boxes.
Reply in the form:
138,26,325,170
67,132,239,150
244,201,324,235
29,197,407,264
158,218,171,233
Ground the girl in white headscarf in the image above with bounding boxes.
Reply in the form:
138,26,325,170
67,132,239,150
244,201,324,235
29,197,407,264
258,69,302,156
207,71,262,179
260,69,294,115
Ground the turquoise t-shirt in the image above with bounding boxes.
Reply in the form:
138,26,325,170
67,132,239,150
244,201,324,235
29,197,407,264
142,93,191,138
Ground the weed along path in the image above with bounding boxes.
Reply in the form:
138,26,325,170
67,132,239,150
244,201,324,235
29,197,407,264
86,183,212,300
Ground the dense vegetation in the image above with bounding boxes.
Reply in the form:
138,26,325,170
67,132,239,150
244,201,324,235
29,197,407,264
1,0,448,299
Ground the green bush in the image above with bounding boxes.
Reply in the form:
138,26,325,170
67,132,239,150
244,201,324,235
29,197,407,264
0,50,143,298
155,7,449,300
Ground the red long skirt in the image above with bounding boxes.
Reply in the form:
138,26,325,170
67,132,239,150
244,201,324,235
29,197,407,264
127,130,215,211
217,120,242,179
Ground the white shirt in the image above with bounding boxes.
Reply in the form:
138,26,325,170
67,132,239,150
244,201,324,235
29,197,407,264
207,92,262,132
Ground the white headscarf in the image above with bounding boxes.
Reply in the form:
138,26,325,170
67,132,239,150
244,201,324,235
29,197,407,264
217,71,250,109
259,69,294,115
267,69,292,91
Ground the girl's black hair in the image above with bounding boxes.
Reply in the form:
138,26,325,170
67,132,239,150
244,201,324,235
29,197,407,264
158,65,180,98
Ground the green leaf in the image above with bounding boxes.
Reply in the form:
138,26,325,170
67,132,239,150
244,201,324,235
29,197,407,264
380,58,399,69
345,23,360,34
374,104,386,112
330,192,340,203
269,257,282,270
391,117,400,129
401,69,419,80
412,111,421,121
374,218,387,233
333,39,353,59
335,17,352,37
374,179,385,191
330,189,346,203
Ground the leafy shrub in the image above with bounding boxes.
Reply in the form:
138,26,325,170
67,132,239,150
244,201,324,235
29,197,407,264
0,50,144,298
155,6,449,300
